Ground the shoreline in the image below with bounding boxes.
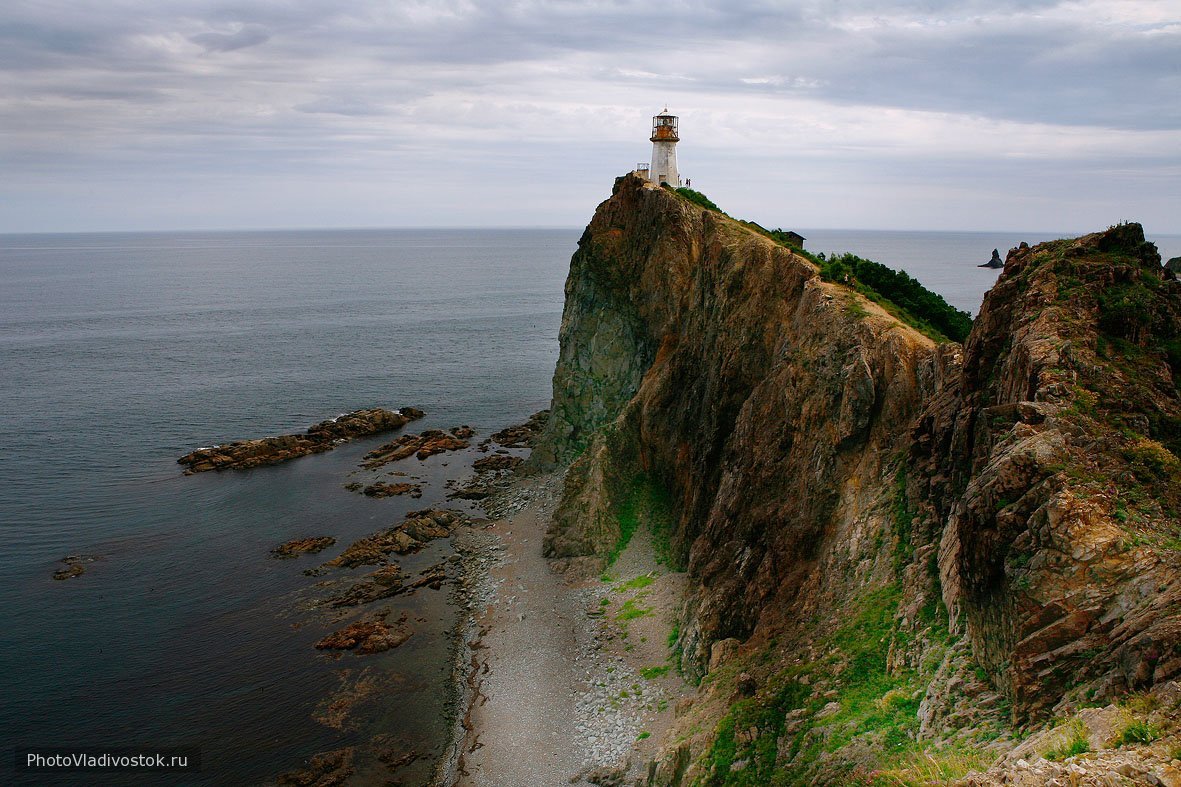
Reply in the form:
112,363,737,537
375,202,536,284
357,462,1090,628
446,470,691,786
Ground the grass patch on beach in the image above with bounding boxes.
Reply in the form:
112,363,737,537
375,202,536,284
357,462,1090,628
616,598,653,622
641,664,673,680
616,573,656,592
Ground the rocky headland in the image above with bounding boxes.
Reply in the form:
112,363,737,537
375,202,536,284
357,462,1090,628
177,406,424,473
501,174,1181,785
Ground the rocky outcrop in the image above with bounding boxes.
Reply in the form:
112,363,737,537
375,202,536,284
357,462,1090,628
535,174,939,668
325,509,466,568
361,427,471,468
535,174,1181,783
315,610,413,654
360,481,422,498
271,537,335,558
178,407,423,473
488,410,549,449
912,223,1181,718
981,248,1005,268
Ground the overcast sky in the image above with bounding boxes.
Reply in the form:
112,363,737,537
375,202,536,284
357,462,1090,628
1,0,1179,233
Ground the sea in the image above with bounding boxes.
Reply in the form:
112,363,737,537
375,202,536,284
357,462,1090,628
2,226,1178,784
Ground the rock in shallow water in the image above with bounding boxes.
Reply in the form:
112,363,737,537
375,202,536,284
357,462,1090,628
315,610,412,654
361,428,471,468
271,536,336,559
52,554,97,580
178,407,423,474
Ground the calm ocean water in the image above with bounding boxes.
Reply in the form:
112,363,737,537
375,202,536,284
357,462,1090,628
1,225,1177,783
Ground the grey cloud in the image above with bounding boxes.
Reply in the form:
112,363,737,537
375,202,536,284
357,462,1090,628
190,24,270,52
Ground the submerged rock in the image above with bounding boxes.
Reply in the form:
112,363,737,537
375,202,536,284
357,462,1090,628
315,610,412,654
178,407,423,474
276,747,355,785
271,536,336,559
52,555,96,581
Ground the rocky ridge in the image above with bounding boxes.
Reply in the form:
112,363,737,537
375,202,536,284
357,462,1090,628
177,407,423,473
531,175,1181,784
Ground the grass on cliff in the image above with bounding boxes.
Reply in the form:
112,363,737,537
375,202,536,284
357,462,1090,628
698,580,960,786
816,253,973,343
608,472,683,569
673,186,723,213
662,185,972,344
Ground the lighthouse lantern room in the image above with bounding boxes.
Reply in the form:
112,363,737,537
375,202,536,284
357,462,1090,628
648,108,682,188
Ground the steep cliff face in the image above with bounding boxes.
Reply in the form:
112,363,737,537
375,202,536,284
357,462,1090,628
534,176,1181,783
535,175,939,657
912,225,1181,719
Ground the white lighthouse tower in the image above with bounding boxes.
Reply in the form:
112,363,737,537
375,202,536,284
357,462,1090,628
648,108,682,188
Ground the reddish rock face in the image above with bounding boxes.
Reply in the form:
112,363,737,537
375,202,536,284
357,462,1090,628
912,224,1181,717
535,170,1181,779
535,174,938,672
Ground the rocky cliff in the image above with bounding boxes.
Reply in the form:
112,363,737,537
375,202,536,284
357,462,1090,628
533,175,1181,784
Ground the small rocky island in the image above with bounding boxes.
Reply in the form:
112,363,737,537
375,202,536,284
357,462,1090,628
979,247,1004,268
177,407,424,473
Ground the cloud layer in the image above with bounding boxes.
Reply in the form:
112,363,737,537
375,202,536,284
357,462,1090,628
1,0,1178,232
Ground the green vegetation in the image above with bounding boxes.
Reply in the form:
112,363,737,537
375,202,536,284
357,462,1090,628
892,469,913,573
870,747,991,786
1116,718,1159,746
637,730,652,741
640,664,672,680
698,578,961,785
608,472,683,569
616,598,653,622
673,186,723,212
616,573,656,592
662,183,972,344
816,253,973,342
1044,719,1090,761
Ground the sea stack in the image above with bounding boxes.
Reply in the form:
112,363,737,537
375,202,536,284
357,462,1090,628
980,247,1004,268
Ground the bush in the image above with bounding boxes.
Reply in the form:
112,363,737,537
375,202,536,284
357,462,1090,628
1117,719,1159,746
672,186,722,212
1044,719,1090,761
818,253,973,342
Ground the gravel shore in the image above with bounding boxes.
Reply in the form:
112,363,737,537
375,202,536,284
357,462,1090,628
449,472,689,787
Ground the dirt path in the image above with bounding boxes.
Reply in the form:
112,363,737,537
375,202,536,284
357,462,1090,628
455,474,690,787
